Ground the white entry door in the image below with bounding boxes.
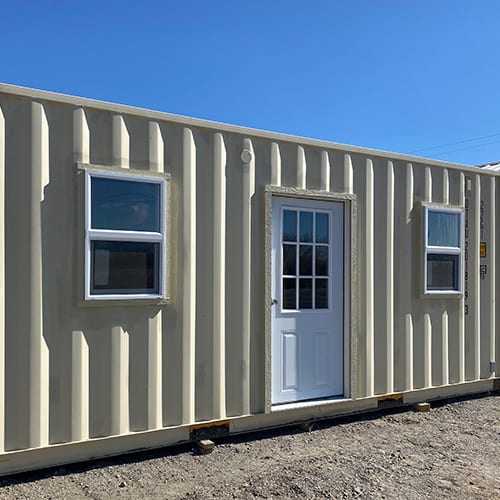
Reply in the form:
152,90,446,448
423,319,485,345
272,197,344,404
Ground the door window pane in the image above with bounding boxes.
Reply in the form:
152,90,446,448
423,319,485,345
91,177,160,232
283,244,296,275
91,240,159,294
428,211,460,247
315,213,329,243
299,278,313,309
283,278,296,309
315,246,328,276
299,245,313,275
427,254,458,290
283,210,297,241
299,212,313,242
315,279,328,308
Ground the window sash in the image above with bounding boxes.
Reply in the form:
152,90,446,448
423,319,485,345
90,240,160,295
90,176,161,232
426,253,459,291
427,210,461,247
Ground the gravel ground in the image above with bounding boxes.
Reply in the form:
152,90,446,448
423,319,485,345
0,392,498,499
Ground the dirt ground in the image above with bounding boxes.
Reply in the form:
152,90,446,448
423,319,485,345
0,392,498,499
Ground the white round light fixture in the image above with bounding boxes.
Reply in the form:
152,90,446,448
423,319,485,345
240,149,253,163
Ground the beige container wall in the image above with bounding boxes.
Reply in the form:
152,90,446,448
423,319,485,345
0,88,498,458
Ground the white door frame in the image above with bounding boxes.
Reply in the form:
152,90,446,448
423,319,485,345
263,187,355,412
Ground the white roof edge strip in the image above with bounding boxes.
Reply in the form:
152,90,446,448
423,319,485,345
0,81,492,175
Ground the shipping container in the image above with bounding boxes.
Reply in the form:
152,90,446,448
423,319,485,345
0,83,497,475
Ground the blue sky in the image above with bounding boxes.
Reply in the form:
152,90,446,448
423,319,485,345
2,1,500,165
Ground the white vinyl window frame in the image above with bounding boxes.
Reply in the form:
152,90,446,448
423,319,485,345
84,169,167,301
423,205,463,296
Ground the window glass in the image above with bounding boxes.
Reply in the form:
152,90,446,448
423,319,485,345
315,213,329,243
283,210,297,241
299,245,313,275
282,244,296,275
428,211,460,247
315,246,328,276
315,279,328,308
426,253,458,290
299,278,313,309
283,278,296,309
91,240,159,294
91,177,160,232
299,212,313,242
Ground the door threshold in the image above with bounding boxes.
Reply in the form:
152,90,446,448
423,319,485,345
272,395,349,412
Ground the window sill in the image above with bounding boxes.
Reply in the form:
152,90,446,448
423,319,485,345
421,291,463,299
79,296,170,308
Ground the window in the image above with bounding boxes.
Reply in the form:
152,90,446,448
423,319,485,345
281,208,331,310
424,206,462,294
85,170,166,300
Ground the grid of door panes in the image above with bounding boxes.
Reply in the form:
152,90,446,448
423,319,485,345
281,208,330,310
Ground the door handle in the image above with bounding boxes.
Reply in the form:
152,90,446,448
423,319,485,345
271,298,278,306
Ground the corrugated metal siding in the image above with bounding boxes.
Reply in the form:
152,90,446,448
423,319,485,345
0,87,497,461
